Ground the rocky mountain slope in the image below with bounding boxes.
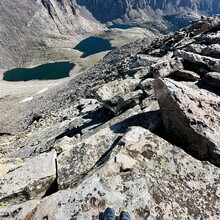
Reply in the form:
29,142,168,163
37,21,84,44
1,0,219,71
0,15,220,219
76,0,220,23
0,0,103,70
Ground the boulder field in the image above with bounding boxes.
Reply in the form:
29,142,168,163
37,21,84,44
0,15,220,219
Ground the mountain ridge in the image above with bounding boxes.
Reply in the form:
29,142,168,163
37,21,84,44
76,0,220,23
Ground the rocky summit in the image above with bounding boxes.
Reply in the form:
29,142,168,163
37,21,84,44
0,15,220,219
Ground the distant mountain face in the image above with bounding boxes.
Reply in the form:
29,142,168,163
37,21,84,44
1,0,219,70
0,0,103,69
76,0,220,23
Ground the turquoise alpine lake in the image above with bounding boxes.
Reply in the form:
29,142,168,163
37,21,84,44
74,36,114,58
3,62,75,81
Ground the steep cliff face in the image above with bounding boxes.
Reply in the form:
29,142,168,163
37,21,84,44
76,0,220,22
0,0,103,69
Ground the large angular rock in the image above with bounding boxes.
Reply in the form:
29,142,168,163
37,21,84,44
152,57,184,78
56,105,142,190
0,151,56,206
154,78,220,165
8,127,220,219
174,50,220,72
57,124,122,190
138,78,155,96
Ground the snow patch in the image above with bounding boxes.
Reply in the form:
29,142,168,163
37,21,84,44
36,88,48,94
19,97,33,103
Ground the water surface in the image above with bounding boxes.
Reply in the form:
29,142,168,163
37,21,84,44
108,23,142,29
74,37,114,58
3,62,75,82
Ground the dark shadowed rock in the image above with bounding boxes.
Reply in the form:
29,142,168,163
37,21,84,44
174,69,200,81
201,44,220,58
202,72,220,89
196,32,220,44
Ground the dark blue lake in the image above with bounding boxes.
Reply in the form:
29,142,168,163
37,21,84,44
108,23,142,29
74,37,114,58
3,62,75,82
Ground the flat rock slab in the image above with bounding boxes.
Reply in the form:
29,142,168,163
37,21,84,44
0,151,56,206
154,78,220,165
9,127,220,220
57,125,122,190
